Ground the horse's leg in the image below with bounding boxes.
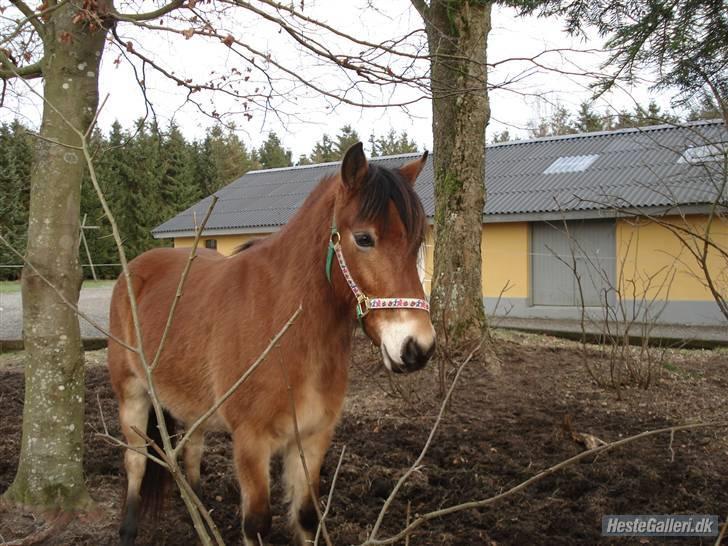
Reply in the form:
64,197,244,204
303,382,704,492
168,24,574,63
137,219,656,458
118,382,151,546
283,427,334,545
183,428,205,496
233,428,273,546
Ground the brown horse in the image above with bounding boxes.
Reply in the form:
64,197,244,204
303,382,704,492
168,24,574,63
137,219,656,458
107,143,436,545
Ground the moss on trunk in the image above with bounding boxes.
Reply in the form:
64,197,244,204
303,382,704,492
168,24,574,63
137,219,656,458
420,0,492,348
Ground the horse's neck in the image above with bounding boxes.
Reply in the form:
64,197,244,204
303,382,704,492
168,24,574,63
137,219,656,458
267,180,352,335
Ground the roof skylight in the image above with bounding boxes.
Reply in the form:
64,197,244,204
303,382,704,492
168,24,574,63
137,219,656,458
677,143,728,164
543,154,599,174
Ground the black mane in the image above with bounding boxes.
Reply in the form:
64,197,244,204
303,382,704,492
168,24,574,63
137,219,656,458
356,164,426,253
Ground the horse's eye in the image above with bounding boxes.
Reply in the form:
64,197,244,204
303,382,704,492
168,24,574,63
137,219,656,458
354,233,375,248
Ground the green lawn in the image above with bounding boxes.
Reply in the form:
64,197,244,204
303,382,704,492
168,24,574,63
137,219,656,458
0,279,116,293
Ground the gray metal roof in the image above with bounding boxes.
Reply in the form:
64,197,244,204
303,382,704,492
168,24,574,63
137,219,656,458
153,120,728,237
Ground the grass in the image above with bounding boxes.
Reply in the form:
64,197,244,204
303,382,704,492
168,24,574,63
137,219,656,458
662,360,703,379
0,279,115,293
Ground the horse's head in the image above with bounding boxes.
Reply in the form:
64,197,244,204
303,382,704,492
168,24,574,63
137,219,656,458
330,142,436,373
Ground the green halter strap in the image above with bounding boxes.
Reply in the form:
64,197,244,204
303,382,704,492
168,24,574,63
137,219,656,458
325,215,338,284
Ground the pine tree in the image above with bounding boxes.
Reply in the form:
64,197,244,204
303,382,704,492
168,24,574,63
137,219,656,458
0,121,32,280
549,104,575,135
490,129,512,144
575,102,604,133
160,122,201,218
258,132,292,169
334,124,360,157
199,125,259,192
369,129,419,156
686,93,723,121
309,134,337,164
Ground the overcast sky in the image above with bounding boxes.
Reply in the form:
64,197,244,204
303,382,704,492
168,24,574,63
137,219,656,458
3,1,672,158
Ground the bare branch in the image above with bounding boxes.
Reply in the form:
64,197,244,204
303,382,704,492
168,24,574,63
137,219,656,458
368,339,484,541
8,0,44,36
0,51,43,80
363,421,728,545
278,353,333,546
150,195,219,371
113,0,185,22
173,305,303,456
314,445,346,546
0,233,138,353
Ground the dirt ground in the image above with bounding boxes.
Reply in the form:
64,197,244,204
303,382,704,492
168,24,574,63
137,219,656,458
1,331,727,545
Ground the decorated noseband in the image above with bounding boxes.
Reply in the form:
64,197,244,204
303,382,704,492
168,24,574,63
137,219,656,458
325,219,430,322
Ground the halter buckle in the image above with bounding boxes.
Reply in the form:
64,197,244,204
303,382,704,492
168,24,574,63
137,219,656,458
330,230,341,246
356,294,370,318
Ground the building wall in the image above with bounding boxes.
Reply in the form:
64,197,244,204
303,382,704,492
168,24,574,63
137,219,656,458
174,233,265,256
617,214,728,302
421,222,531,300
482,222,530,299
483,214,727,325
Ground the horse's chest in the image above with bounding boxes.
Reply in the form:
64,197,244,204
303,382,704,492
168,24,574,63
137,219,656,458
274,357,347,442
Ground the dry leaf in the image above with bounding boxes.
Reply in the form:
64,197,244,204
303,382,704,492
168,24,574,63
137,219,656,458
572,431,607,450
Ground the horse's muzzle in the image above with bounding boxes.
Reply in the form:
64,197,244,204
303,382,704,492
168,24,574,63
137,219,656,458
395,336,436,373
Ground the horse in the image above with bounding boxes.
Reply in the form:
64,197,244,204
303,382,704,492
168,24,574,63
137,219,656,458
107,142,436,545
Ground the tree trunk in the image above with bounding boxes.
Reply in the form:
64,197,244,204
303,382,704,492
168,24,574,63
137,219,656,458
2,3,108,511
415,0,492,349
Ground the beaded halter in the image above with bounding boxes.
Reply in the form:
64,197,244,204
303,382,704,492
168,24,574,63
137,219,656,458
325,217,430,322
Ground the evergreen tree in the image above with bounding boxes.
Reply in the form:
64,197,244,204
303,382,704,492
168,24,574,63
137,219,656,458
297,154,313,166
686,93,724,121
511,0,728,112
309,134,337,163
0,121,32,280
79,127,117,278
100,120,166,259
334,124,360,156
199,125,259,192
258,132,292,169
160,122,200,218
575,102,604,133
489,129,512,144
191,136,218,197
369,129,419,156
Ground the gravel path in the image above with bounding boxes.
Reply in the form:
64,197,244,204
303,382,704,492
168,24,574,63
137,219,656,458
0,286,112,341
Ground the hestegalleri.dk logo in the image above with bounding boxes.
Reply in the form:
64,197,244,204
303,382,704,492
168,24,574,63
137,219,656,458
602,515,719,537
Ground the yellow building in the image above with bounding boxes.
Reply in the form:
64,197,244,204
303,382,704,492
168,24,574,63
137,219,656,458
154,121,728,327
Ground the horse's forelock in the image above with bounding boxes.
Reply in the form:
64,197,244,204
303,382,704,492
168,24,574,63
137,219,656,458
355,165,426,254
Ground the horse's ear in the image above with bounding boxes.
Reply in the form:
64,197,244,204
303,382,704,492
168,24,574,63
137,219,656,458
398,151,428,186
341,142,368,191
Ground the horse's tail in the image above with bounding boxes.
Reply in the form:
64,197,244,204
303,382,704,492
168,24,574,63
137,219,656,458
139,407,176,519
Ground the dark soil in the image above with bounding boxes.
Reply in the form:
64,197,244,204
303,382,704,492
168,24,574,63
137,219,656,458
1,331,727,545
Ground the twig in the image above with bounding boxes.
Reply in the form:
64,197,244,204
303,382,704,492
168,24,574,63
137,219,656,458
150,195,219,371
362,421,728,545
314,445,346,546
129,426,224,546
367,340,484,541
0,233,136,353
277,350,332,546
173,305,303,456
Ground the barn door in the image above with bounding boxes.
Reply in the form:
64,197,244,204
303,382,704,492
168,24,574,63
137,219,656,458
531,220,616,307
